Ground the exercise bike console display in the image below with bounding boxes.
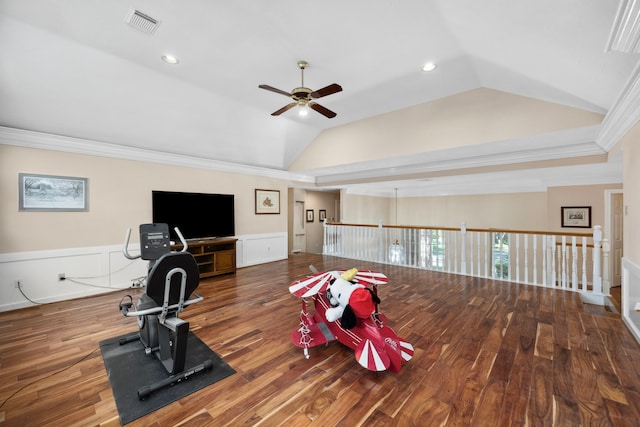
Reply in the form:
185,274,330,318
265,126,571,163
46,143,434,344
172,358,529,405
139,223,171,261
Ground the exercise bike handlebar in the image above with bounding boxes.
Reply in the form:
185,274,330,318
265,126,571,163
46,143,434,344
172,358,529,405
122,228,139,260
122,226,189,260
174,227,188,252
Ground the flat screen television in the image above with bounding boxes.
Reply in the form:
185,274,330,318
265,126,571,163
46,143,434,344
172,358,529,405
152,190,235,240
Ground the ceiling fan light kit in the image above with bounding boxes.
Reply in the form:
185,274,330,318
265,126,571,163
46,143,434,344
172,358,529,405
259,60,342,118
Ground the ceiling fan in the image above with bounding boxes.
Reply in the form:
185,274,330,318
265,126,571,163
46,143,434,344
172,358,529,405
259,61,342,118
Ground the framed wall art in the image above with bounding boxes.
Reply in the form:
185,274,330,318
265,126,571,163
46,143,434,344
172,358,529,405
561,206,591,228
255,189,280,214
306,209,314,222
319,209,327,221
19,173,88,212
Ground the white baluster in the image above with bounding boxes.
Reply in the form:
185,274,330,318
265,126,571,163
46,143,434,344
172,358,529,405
461,223,467,275
533,235,538,285
571,236,578,290
523,234,529,284
542,235,547,286
582,236,587,291
515,233,520,283
561,236,567,288
477,232,481,277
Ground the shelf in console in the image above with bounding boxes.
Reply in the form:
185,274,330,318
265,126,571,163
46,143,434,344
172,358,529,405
172,237,237,279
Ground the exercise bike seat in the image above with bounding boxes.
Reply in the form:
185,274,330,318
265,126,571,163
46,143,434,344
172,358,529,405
146,251,200,308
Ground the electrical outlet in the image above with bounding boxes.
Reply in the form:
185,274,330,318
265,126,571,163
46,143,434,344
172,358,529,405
14,280,21,288
58,273,66,281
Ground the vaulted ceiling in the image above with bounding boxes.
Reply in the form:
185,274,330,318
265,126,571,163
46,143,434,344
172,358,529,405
1,0,639,196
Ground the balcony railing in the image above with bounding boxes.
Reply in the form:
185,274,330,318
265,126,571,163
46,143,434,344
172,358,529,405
323,222,610,304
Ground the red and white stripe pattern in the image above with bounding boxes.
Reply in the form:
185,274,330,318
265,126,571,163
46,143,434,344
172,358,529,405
399,339,414,361
356,339,390,371
289,271,335,297
288,270,387,298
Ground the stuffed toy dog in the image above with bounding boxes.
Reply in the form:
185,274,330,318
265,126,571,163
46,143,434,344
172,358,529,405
325,268,381,329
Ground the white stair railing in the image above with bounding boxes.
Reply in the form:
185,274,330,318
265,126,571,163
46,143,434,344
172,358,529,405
322,221,608,303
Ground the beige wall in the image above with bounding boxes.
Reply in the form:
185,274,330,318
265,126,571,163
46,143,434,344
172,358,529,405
547,184,622,233
304,190,340,253
343,184,621,232
622,124,640,261
341,194,391,226
0,143,629,256
0,145,289,253
290,88,603,171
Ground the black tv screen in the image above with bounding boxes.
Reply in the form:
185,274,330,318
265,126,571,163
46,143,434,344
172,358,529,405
152,190,235,240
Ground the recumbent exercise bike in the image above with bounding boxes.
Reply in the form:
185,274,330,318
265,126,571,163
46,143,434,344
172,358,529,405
119,223,212,399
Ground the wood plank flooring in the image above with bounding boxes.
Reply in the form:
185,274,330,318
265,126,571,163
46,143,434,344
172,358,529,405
1,253,640,426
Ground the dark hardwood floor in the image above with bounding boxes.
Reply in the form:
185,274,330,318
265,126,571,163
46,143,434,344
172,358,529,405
1,253,639,426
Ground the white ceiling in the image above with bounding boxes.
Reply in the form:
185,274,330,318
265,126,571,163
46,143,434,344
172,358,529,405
0,0,638,196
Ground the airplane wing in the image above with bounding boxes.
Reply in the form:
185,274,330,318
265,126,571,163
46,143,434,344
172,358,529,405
289,269,388,298
289,271,336,297
353,270,388,286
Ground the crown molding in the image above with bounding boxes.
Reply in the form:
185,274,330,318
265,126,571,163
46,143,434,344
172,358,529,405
0,126,314,183
606,0,640,53
597,61,640,150
310,126,604,185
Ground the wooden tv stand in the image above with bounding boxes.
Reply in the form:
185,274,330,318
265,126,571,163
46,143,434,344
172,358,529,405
172,237,237,279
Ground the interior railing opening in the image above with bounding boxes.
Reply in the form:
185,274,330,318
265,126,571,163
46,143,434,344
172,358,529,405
323,222,610,305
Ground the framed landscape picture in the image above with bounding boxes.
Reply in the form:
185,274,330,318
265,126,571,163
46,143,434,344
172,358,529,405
19,173,88,212
561,206,591,228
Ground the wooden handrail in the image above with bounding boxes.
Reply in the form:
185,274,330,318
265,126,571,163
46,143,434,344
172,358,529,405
325,222,594,238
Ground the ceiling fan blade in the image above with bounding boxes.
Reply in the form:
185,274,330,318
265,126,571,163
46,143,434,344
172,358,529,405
310,83,342,99
309,102,337,118
271,102,297,116
259,84,292,97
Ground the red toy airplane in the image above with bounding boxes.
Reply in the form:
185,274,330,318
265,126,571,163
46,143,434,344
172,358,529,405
289,267,413,372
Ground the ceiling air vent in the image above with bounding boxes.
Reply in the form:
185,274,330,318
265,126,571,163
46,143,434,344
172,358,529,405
125,9,160,34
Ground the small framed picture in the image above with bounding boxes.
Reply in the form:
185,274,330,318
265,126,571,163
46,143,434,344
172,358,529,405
561,206,591,228
255,189,280,214
319,209,327,221
306,209,314,222
19,173,88,211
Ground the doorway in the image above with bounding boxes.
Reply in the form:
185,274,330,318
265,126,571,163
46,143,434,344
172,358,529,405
293,200,306,253
605,189,624,289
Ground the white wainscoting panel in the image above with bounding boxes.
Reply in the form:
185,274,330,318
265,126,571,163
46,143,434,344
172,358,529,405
0,245,147,312
622,257,640,344
236,232,288,268
0,232,288,312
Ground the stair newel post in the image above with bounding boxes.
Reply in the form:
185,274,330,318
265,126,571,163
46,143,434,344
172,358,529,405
592,225,603,296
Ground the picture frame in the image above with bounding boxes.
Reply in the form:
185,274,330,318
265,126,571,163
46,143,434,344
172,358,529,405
561,206,591,228
319,209,327,221
19,173,88,212
306,209,314,222
255,189,280,214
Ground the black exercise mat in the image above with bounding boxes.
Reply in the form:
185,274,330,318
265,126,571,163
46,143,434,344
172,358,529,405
100,331,235,425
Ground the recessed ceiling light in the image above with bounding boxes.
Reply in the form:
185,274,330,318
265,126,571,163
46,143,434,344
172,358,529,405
422,62,437,72
162,55,179,64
